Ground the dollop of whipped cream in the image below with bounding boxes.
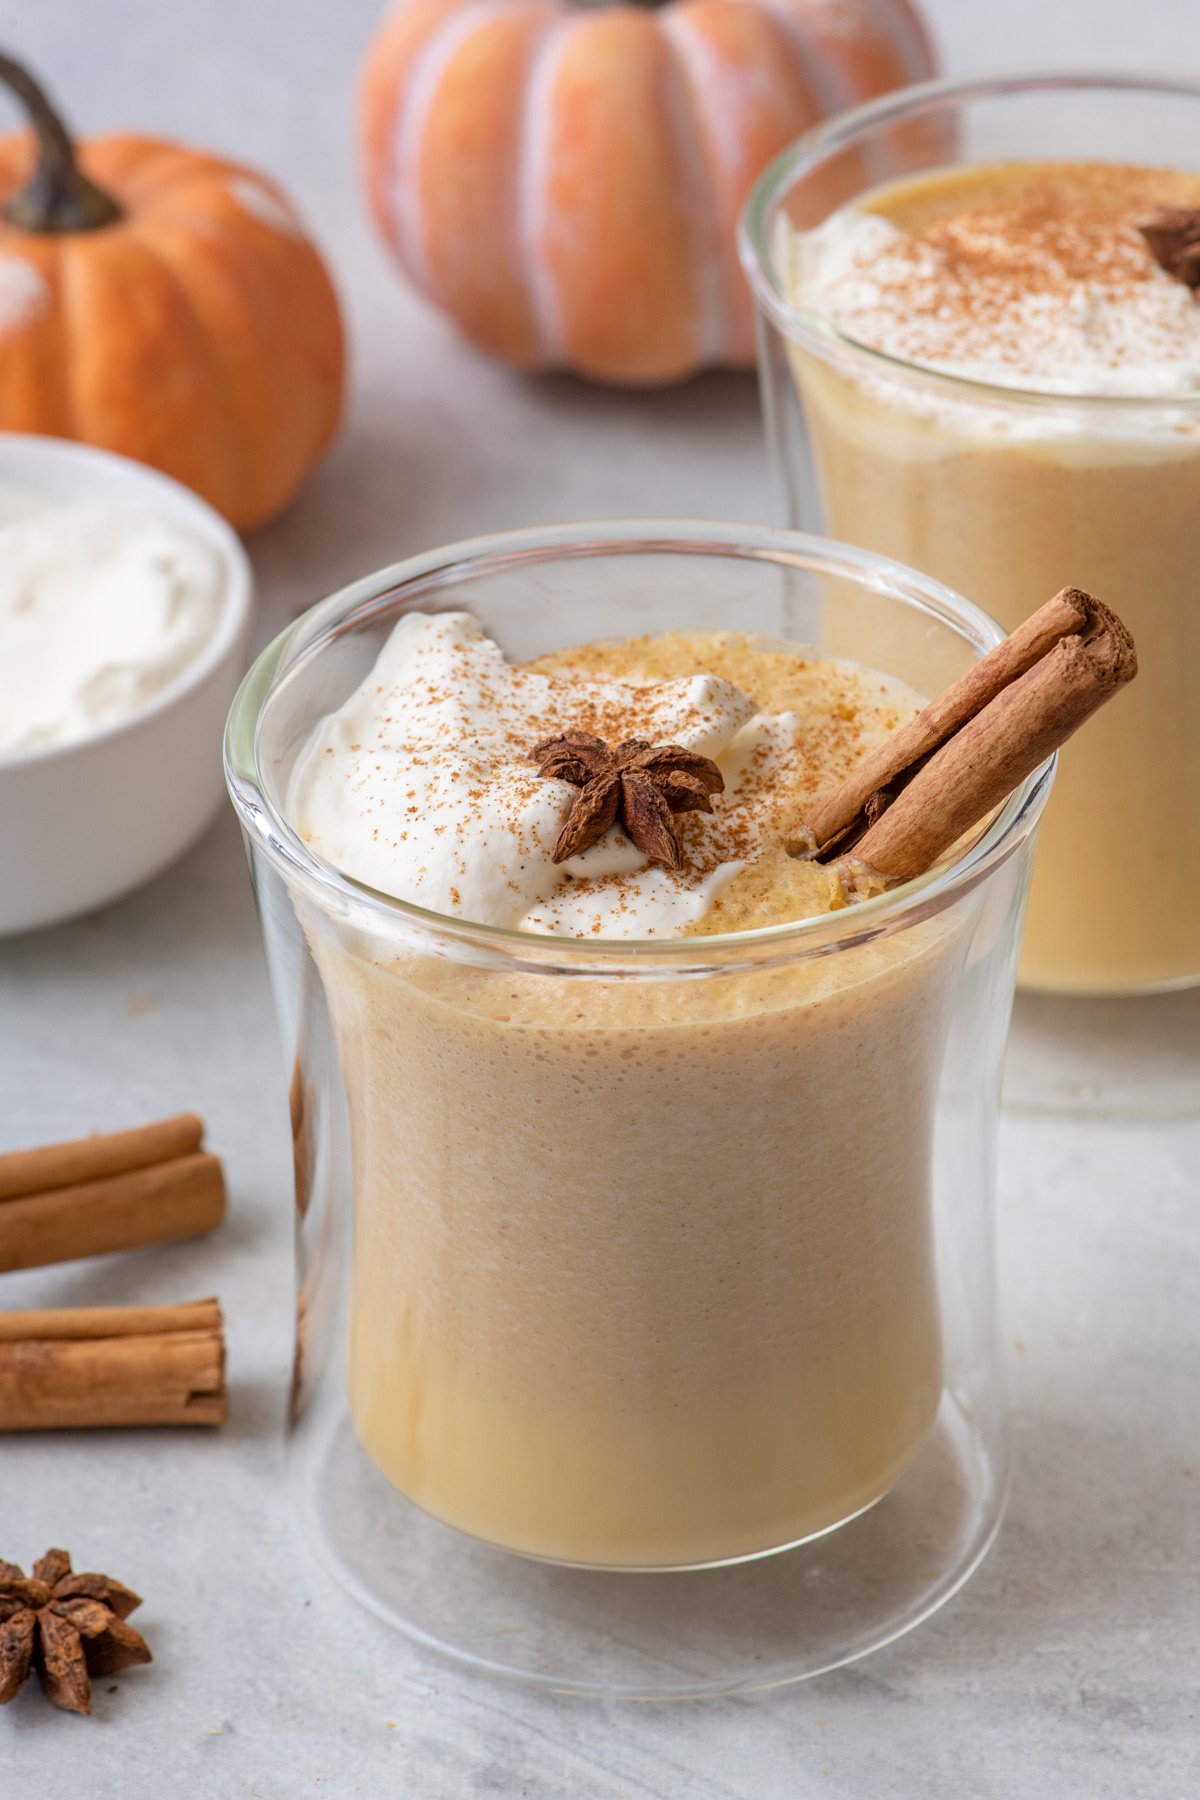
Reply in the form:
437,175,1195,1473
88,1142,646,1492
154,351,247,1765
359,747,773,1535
0,497,227,757
791,194,1200,397
289,612,804,939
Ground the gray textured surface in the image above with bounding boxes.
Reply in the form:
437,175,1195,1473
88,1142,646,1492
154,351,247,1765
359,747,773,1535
3,1,1199,1793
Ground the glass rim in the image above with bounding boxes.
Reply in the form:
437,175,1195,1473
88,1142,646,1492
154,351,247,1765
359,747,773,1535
224,518,1051,975
738,67,1200,411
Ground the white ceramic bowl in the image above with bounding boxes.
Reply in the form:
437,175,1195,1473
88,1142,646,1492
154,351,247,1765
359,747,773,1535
0,436,254,935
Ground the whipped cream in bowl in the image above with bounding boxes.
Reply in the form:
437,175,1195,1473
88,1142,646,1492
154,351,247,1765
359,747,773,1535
0,499,230,760
0,435,253,934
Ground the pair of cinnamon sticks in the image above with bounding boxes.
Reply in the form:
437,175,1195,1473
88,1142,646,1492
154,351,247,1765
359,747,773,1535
797,587,1137,893
0,1115,228,1432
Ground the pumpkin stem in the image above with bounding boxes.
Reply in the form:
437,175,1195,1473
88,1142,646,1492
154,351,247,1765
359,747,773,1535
0,52,122,233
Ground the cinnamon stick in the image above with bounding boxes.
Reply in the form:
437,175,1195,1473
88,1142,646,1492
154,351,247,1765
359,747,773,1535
0,1113,203,1203
0,1152,226,1274
799,589,1136,890
0,1299,227,1429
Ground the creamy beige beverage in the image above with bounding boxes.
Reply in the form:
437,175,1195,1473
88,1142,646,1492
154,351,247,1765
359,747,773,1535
786,162,1200,993
289,615,968,1568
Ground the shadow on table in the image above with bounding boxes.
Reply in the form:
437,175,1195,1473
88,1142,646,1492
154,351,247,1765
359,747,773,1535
838,1386,1199,1702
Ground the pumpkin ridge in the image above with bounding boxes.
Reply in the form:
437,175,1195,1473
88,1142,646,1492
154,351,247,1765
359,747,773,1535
144,201,343,520
120,227,248,514
516,8,578,362
53,237,91,441
534,10,709,382
657,10,733,367
0,235,72,435
46,242,76,437
670,0,853,361
62,229,242,514
414,0,552,363
142,185,341,341
755,0,860,121
359,0,473,275
392,0,515,299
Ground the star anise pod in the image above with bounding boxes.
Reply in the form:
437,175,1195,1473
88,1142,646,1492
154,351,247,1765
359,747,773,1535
1138,206,1200,291
533,729,724,869
0,1549,151,1715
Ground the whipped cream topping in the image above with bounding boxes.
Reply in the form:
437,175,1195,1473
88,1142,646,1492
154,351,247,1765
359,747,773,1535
289,612,818,939
791,189,1200,397
0,498,228,758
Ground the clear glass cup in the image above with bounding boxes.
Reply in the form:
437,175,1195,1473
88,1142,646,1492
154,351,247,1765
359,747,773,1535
225,520,1048,1696
739,72,1200,1022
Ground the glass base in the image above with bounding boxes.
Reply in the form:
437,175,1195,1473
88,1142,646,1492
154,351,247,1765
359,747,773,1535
1003,988,1200,1119
290,1392,1005,1698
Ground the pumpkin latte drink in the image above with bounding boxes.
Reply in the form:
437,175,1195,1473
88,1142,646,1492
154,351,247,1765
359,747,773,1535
763,157,1200,993
275,579,1131,1571
287,614,949,1567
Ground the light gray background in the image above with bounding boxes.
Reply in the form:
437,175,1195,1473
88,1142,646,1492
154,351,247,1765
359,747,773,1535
3,2,1198,1794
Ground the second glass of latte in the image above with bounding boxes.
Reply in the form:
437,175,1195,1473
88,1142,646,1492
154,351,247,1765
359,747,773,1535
742,73,1200,1000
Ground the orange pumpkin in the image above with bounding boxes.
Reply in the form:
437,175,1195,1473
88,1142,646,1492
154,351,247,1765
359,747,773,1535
360,0,935,385
0,54,345,531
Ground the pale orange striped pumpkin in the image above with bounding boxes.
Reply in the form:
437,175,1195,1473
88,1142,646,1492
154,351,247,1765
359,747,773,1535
360,0,935,385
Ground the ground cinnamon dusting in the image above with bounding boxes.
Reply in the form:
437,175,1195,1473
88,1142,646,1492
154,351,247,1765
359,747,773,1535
294,620,920,937
528,633,901,932
813,161,1200,385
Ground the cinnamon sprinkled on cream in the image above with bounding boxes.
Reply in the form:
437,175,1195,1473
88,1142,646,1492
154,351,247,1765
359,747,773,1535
287,614,917,938
792,162,1200,396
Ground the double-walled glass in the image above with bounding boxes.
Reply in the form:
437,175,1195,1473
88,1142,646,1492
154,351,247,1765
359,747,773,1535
739,74,1200,1001
226,522,1048,1695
